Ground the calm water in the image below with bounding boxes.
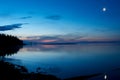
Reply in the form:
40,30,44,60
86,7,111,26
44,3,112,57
5,43,120,79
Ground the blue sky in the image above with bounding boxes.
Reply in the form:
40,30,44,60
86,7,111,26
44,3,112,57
0,0,120,42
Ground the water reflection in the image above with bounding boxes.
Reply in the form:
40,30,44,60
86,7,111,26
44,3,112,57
0,45,61,80
1,43,120,80
0,46,23,57
20,43,120,54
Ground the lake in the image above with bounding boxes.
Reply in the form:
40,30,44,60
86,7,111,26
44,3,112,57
5,43,120,80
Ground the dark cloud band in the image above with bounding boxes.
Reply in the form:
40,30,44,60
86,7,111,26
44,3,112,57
0,23,24,31
45,15,62,20
19,16,32,19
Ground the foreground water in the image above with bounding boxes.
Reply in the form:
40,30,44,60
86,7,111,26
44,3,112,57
5,43,120,79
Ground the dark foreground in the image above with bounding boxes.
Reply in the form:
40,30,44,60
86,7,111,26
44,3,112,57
0,60,104,80
1,60,120,80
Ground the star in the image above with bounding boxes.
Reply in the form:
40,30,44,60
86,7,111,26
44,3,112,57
102,7,107,12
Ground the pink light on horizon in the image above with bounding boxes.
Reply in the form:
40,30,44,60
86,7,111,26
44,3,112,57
40,39,58,43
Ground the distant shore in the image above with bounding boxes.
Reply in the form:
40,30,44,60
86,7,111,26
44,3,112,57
24,41,120,45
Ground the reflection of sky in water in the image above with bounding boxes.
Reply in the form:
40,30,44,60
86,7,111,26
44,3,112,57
7,43,120,79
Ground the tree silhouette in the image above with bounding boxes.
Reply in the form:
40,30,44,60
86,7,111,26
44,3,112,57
0,34,23,46
0,33,23,56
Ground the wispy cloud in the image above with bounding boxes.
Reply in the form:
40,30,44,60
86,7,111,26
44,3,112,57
45,15,62,20
19,16,32,19
21,33,85,43
0,23,26,31
20,33,120,42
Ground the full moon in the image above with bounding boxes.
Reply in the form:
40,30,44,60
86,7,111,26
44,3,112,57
102,8,107,12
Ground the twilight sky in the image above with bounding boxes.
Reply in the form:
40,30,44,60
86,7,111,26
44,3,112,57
0,0,120,42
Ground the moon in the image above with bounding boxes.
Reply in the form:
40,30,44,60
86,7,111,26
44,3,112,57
102,8,107,12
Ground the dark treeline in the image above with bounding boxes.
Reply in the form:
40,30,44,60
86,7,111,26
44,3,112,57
0,33,23,56
0,34,23,46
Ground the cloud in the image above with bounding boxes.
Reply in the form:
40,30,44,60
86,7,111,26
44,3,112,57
19,16,32,19
0,23,25,31
21,33,85,43
45,15,62,20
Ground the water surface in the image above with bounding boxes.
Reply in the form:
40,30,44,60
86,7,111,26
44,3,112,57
6,43,120,79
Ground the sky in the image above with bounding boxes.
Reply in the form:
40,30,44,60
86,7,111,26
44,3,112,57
0,0,120,42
